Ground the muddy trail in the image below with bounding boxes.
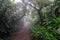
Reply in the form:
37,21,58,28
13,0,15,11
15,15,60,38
12,22,31,40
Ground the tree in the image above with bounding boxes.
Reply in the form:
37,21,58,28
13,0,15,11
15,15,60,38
0,0,17,40
27,0,53,25
30,0,60,40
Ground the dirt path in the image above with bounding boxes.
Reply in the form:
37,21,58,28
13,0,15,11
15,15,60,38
12,25,30,40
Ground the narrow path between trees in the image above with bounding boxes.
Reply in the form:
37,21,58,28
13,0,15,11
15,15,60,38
12,24,30,40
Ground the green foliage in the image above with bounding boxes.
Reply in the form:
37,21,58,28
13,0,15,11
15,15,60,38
30,18,60,40
30,0,60,40
34,0,50,7
0,0,16,39
55,0,60,6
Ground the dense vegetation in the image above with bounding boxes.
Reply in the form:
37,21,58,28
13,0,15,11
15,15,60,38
30,0,60,40
0,0,17,40
0,0,60,40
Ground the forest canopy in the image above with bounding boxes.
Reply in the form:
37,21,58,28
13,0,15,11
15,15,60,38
0,0,60,40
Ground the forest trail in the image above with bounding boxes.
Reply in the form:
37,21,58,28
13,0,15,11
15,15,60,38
12,24,30,40
11,9,31,40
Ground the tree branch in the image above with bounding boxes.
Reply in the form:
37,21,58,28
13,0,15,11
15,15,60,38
28,3,39,10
